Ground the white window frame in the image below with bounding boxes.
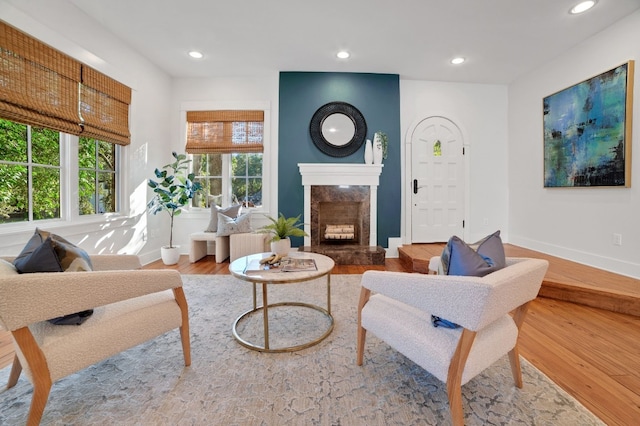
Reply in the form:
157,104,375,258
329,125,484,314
0,123,124,233
180,101,272,216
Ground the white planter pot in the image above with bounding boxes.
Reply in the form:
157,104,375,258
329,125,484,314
270,238,291,256
161,246,181,265
373,133,383,164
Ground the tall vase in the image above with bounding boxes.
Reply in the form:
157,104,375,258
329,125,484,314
373,133,383,164
364,139,373,164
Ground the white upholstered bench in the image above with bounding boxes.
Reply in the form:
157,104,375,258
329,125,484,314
189,232,229,263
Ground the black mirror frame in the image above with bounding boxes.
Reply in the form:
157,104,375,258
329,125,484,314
309,102,367,157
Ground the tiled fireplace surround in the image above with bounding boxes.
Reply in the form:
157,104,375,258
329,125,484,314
298,164,386,265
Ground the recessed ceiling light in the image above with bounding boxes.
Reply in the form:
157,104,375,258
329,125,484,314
188,50,204,59
570,1,597,14
336,51,350,59
450,57,465,65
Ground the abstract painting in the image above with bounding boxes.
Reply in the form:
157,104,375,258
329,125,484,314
543,61,634,187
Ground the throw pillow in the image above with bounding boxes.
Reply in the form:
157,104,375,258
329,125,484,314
216,212,252,237
440,230,505,276
206,204,242,233
432,230,506,329
13,235,63,273
14,228,93,273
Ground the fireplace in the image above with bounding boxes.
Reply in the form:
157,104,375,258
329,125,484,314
298,163,385,265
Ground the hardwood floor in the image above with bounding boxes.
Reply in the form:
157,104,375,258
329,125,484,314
1,252,638,425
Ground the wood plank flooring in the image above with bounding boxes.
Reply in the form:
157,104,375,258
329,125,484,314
1,250,638,425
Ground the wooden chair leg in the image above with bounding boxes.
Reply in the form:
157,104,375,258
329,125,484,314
11,328,53,426
7,355,22,388
446,328,477,426
27,380,52,426
508,346,523,388
508,301,531,388
173,287,191,366
356,287,371,366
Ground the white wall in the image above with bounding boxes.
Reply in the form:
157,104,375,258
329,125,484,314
0,0,174,264
400,80,509,244
508,10,640,278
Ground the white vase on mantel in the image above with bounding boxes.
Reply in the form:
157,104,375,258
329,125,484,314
373,133,383,164
364,139,373,164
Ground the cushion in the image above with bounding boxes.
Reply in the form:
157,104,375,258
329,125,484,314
440,230,505,276
206,204,242,232
13,228,93,273
216,212,252,237
13,236,63,273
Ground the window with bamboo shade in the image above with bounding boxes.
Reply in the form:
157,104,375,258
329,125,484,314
0,20,131,145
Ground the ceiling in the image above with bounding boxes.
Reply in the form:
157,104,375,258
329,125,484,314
61,0,640,84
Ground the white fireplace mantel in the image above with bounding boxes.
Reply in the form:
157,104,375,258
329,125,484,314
298,163,383,246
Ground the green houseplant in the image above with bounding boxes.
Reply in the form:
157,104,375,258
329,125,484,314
148,151,202,264
257,213,309,255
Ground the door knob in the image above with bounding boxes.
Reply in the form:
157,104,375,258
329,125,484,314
413,179,418,194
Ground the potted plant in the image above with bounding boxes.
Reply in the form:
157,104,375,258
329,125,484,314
148,151,202,265
373,131,388,163
257,213,309,255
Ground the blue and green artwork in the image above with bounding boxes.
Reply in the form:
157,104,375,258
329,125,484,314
543,62,632,187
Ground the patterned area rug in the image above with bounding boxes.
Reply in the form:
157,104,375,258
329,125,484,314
0,274,603,425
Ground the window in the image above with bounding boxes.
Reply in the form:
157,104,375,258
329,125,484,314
186,109,265,209
0,118,119,224
0,118,61,223
78,137,118,214
192,153,262,208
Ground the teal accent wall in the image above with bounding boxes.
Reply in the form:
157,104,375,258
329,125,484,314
278,72,401,247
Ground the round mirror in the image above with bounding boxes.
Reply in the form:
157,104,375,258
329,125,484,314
321,113,355,147
309,102,367,157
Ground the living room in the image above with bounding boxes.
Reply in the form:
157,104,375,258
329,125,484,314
0,0,639,424
0,1,638,280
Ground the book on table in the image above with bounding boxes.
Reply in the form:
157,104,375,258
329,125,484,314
244,257,317,274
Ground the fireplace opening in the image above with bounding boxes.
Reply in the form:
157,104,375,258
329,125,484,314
310,186,370,247
319,201,361,244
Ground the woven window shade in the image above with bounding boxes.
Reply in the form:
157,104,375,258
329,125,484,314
186,110,264,154
0,21,81,135
80,65,132,146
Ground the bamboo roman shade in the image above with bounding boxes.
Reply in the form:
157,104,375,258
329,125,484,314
80,66,132,145
0,20,131,145
0,21,81,135
186,110,264,154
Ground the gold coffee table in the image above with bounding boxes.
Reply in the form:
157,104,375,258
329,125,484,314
229,251,335,353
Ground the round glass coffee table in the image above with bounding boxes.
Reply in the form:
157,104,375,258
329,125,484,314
229,251,335,353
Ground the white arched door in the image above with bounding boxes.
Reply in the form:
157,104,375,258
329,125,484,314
410,116,465,242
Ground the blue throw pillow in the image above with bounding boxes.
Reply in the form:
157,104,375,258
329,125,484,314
440,230,505,276
433,230,506,329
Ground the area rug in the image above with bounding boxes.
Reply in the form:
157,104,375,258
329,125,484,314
0,274,604,425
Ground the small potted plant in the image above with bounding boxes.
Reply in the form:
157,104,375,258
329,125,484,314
257,213,309,255
148,151,202,265
373,131,388,163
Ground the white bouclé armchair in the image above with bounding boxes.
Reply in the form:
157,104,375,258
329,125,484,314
357,257,549,426
0,255,191,425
